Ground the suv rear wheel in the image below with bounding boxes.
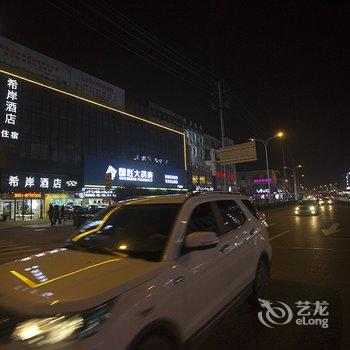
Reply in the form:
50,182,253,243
249,258,270,308
137,334,177,350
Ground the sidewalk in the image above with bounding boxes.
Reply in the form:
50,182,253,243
0,218,73,229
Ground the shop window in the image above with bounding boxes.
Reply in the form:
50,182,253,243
192,175,199,184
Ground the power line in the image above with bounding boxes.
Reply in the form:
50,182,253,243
46,0,214,93
99,0,220,82
84,0,216,90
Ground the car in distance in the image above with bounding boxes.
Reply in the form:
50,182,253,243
294,200,320,216
0,192,271,350
322,197,333,205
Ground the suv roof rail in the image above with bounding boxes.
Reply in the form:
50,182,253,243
188,190,242,197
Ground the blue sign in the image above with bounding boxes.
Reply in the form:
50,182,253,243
84,155,188,189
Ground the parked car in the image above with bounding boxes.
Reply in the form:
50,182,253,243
0,192,271,350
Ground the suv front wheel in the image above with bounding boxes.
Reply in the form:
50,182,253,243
137,334,177,350
249,257,270,308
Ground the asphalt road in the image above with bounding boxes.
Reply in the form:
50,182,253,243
193,203,350,350
0,204,349,349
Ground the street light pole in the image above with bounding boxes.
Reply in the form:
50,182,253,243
250,132,284,203
263,141,271,199
292,167,298,200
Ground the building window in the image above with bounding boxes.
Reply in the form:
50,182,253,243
192,175,198,184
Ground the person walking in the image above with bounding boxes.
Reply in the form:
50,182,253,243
60,205,65,222
53,205,61,225
48,204,54,226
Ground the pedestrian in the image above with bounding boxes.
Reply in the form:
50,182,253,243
53,205,61,225
48,204,54,226
60,205,65,222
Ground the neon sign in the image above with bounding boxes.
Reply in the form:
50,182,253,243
1,77,19,140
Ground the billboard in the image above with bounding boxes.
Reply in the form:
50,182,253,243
0,35,125,109
84,155,188,190
216,141,257,165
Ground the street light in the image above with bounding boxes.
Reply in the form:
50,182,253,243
249,131,284,202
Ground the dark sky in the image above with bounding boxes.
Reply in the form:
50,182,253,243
1,0,349,187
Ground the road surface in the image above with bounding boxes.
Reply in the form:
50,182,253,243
0,203,349,349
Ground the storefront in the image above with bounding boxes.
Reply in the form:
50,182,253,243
0,171,81,220
75,188,116,206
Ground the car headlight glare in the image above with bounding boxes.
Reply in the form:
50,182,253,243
12,300,113,346
12,315,83,346
309,206,316,211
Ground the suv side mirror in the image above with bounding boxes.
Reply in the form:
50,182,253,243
184,231,219,250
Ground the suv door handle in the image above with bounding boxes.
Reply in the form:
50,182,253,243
171,276,184,285
219,244,230,254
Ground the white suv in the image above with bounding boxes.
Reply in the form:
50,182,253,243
0,192,271,350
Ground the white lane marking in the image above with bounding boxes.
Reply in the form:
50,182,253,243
322,223,341,236
269,230,291,241
34,228,47,231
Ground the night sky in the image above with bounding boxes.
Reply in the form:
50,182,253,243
1,0,349,187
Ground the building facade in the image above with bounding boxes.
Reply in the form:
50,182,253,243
0,36,187,220
147,103,237,191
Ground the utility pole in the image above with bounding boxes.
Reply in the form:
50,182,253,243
282,142,287,199
292,167,298,200
217,81,227,191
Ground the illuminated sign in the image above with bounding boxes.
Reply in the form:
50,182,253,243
118,167,153,183
77,188,116,198
14,193,42,198
195,185,214,192
84,155,187,189
1,77,19,140
134,154,169,165
346,172,350,190
1,172,81,193
253,178,272,184
165,174,178,184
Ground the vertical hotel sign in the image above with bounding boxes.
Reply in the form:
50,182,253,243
1,77,19,140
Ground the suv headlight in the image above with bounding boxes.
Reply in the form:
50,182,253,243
12,301,113,347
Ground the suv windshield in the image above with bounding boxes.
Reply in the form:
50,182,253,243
68,204,181,261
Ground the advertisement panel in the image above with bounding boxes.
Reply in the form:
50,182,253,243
0,35,125,109
216,141,257,165
84,155,188,190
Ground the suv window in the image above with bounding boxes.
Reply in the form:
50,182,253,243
216,200,246,234
187,202,219,235
241,199,258,218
